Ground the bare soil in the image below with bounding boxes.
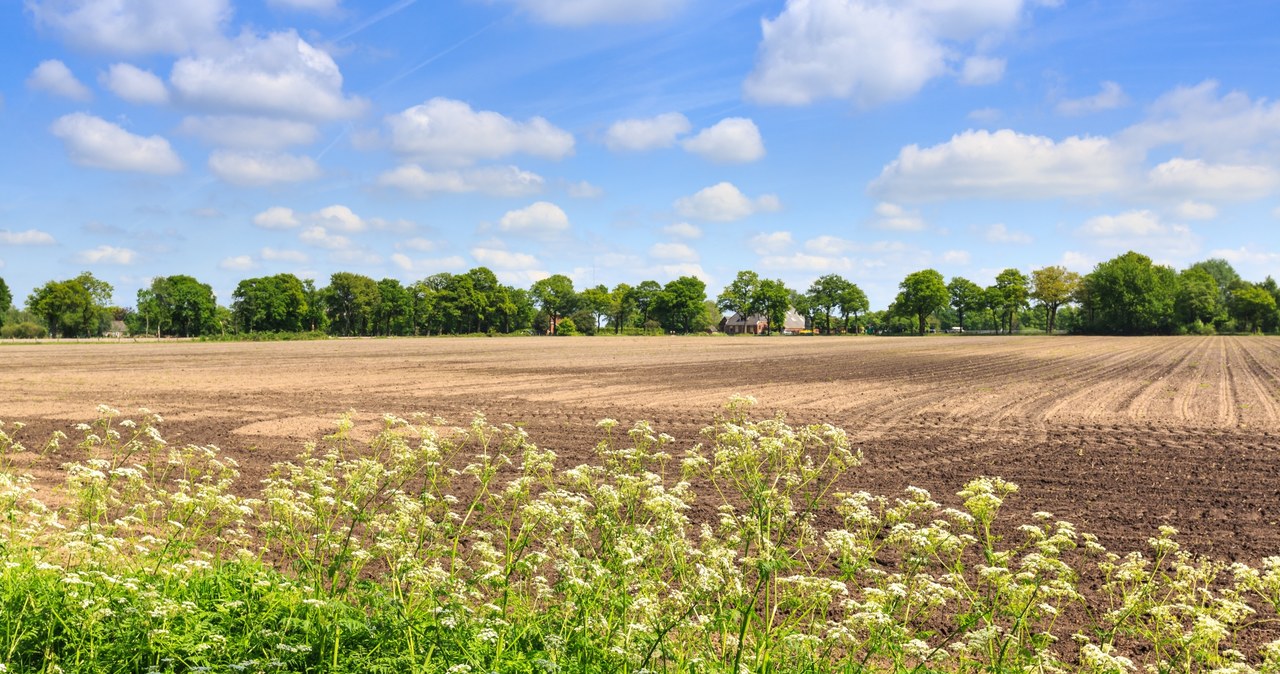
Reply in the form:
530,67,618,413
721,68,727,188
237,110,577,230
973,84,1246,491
4,334,1280,562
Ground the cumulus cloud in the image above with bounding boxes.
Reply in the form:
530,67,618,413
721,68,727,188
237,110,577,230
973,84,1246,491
674,182,781,222
1056,81,1127,116
171,30,367,121
745,0,1046,107
310,205,365,232
748,231,794,255
0,229,57,245
471,246,542,270
649,242,698,261
1146,158,1280,200
384,98,574,166
253,206,300,229
871,202,926,231
100,63,168,104
179,115,317,150
663,222,701,239
498,0,685,25
260,247,309,263
218,255,256,271
960,56,1005,86
1120,80,1280,162
76,245,137,265
28,0,230,55
498,201,570,235
208,150,320,186
603,112,690,152
51,113,183,174
27,60,92,100
984,223,1032,244
1078,210,1200,259
681,118,765,163
871,129,1132,201
1173,201,1218,221
299,226,350,249
390,253,466,274
378,164,544,197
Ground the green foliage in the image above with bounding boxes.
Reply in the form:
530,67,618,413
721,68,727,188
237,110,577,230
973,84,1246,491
653,275,707,334
6,405,1280,672
0,321,46,339
948,277,984,331
233,273,309,333
530,274,578,334
1081,251,1178,335
556,316,579,335
756,277,791,333
325,272,380,336
896,269,949,335
717,270,763,321
136,274,218,337
1176,267,1222,328
0,277,11,327
25,272,110,337
1030,266,1081,335
1229,283,1277,333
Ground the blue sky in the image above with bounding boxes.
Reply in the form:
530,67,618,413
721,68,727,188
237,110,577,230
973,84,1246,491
2,0,1279,308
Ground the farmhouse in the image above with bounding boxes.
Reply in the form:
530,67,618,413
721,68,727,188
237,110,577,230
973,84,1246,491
721,308,807,335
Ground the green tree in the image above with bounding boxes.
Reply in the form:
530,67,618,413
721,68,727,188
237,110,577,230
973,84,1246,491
633,280,662,325
580,284,611,332
0,277,11,328
27,279,92,337
1188,258,1240,308
1030,266,1080,335
375,278,411,336
895,269,949,336
993,268,1031,334
805,274,848,333
302,279,328,332
717,271,763,322
608,283,636,334
837,282,869,333
1082,251,1178,334
947,277,984,332
1229,284,1276,333
233,274,308,333
530,274,578,335
756,278,792,334
1174,267,1221,328
325,272,380,336
653,276,707,334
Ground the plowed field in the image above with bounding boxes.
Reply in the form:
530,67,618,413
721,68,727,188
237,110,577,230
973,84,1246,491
4,335,1280,561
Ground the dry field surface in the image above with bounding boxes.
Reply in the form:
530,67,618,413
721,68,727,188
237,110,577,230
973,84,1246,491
4,334,1280,561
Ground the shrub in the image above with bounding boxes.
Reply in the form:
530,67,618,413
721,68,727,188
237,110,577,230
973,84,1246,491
556,316,578,335
0,321,47,339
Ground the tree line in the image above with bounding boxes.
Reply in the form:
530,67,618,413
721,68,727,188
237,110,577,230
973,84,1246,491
0,250,1276,339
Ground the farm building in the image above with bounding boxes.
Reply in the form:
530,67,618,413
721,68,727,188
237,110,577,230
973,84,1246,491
721,308,807,335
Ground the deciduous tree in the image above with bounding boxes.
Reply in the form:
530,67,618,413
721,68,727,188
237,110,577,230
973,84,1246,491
896,269,948,336
1030,266,1080,335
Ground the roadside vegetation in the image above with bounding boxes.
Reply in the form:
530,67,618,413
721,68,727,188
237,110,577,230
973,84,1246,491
4,400,1280,672
2,252,1278,340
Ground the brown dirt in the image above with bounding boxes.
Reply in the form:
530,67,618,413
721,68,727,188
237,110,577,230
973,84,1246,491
3,334,1280,562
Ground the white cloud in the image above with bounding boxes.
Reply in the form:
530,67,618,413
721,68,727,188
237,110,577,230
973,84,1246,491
179,115,318,150
378,164,544,197
28,0,230,55
674,182,781,222
299,226,350,249
471,246,542,270
663,222,701,239
267,0,339,13
872,202,926,231
748,231,794,255
745,0,1040,107
27,60,92,101
208,151,320,186
396,238,438,253
50,113,184,174
390,253,466,274
649,242,698,261
384,98,574,166
499,0,685,25
1173,201,1218,221
603,112,690,152
1147,158,1279,200
1056,81,1127,116
960,56,1005,86
171,30,367,121
1060,251,1094,270
310,205,365,232
100,63,168,104
984,223,1032,244
1121,80,1280,162
76,245,137,265
681,118,765,163
871,129,1132,201
565,180,603,199
253,206,300,229
218,254,256,271
498,201,570,235
941,250,971,265
0,229,57,245
759,253,854,273
1078,210,1200,259
260,247,308,263
331,249,382,266
1208,246,1280,269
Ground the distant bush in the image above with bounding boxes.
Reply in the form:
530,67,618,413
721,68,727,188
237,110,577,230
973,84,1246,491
1,322,47,339
556,317,578,335
199,330,329,342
